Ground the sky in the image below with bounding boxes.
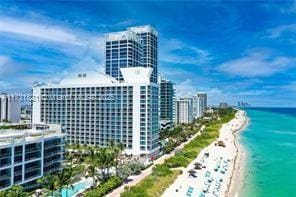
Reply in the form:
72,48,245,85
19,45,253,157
0,1,296,107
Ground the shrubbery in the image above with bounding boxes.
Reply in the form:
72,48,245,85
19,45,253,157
85,176,122,197
152,164,172,177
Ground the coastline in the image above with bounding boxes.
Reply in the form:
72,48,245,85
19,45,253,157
162,110,248,197
226,111,249,197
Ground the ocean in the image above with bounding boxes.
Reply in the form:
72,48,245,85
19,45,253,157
239,108,296,197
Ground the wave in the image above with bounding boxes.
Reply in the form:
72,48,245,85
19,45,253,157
275,142,296,148
270,130,296,136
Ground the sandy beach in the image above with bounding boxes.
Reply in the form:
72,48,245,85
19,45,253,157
162,110,248,197
226,113,249,197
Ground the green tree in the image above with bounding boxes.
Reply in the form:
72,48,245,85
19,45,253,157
116,164,132,181
127,160,144,175
56,168,73,197
86,164,97,187
0,185,28,197
37,174,59,197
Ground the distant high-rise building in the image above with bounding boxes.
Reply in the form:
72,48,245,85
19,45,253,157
105,25,158,83
0,93,20,123
219,102,228,109
174,98,193,124
196,92,207,118
159,77,175,129
32,67,159,156
192,92,207,118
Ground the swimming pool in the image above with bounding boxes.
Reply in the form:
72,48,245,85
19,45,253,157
51,178,93,197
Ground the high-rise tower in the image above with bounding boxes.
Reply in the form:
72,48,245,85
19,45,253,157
105,25,158,83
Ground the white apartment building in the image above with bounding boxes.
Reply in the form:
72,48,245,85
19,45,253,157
0,124,65,191
174,98,193,124
193,92,207,119
32,67,159,156
0,93,20,123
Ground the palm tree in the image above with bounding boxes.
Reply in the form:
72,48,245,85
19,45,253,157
37,174,59,197
86,147,98,187
86,164,96,187
56,168,73,197
97,146,116,180
97,147,109,180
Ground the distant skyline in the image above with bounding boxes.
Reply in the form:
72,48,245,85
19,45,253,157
0,1,296,107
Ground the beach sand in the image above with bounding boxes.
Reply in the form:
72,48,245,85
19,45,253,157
163,110,248,197
226,115,249,197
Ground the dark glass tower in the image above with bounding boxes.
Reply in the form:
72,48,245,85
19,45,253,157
105,25,158,83
105,30,142,81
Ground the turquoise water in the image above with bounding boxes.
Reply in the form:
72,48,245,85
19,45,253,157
240,108,296,197
51,179,92,197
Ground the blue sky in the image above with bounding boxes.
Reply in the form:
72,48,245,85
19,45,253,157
0,1,296,106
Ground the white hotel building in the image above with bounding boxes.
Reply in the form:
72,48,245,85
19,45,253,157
0,124,65,191
32,67,159,156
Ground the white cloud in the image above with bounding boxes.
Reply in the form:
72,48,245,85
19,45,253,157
0,80,12,89
217,50,295,77
281,81,296,92
175,79,197,97
0,17,86,46
160,38,211,65
280,1,296,14
0,55,27,76
266,24,296,38
174,79,238,106
0,55,10,68
62,57,104,77
237,90,271,96
0,16,107,92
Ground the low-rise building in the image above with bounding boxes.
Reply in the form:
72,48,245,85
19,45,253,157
0,124,65,191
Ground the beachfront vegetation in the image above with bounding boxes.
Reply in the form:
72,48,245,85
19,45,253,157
0,185,28,197
121,165,182,197
38,166,74,197
121,108,236,197
160,123,202,154
85,176,122,197
0,124,29,130
68,141,147,196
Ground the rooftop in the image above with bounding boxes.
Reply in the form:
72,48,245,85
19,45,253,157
59,71,118,85
33,67,154,88
0,124,65,147
105,29,141,42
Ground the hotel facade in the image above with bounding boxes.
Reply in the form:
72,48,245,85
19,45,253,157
32,67,159,156
33,25,160,156
0,124,65,191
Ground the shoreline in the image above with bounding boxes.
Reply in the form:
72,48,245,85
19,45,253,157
226,111,249,197
162,110,248,197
